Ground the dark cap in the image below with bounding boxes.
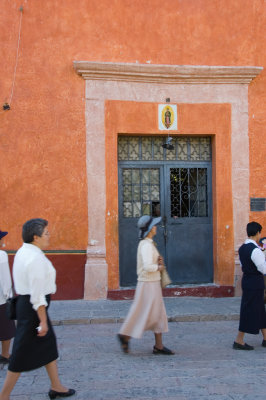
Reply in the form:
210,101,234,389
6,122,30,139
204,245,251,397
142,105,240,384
0,230,8,240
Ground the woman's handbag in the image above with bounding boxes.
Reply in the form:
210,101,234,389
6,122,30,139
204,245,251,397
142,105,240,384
6,289,17,320
160,268,172,289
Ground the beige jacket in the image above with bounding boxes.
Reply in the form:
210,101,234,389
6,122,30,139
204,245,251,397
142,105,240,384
137,238,161,282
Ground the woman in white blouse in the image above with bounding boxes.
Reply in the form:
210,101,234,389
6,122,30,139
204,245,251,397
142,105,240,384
0,230,16,364
0,219,75,400
117,215,174,355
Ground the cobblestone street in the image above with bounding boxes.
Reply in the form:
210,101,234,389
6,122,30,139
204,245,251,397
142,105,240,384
1,319,266,400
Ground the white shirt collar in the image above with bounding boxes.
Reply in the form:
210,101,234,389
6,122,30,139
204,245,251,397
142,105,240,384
244,238,260,248
22,242,44,254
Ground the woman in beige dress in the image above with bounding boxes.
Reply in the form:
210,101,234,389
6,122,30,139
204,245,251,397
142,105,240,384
117,215,174,355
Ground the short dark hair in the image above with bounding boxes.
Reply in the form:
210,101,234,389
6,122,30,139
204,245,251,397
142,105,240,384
22,218,48,243
246,221,262,237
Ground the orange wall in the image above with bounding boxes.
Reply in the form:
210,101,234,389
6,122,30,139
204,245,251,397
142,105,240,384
1,0,265,251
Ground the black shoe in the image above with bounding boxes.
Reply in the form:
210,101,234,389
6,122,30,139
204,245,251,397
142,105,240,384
262,340,266,347
48,389,75,399
153,346,175,355
117,334,129,353
233,341,254,350
0,355,9,364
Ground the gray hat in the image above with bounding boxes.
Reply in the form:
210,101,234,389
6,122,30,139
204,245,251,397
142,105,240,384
138,215,162,239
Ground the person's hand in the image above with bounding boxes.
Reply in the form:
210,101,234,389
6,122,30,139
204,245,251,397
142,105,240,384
158,255,165,271
37,320,48,337
158,255,164,264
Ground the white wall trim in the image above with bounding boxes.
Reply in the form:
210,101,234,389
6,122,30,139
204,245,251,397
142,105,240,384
74,61,262,84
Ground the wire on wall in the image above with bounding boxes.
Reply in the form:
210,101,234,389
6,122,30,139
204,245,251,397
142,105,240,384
2,5,24,113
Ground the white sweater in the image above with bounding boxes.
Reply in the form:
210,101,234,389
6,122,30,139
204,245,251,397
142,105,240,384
137,238,161,282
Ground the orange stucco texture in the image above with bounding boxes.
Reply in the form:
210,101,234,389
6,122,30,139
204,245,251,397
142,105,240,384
105,101,234,289
1,0,265,252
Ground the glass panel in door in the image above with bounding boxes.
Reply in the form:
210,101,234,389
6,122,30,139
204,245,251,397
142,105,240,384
118,167,164,286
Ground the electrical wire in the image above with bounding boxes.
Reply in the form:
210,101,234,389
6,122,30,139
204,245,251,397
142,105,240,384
1,4,24,114
9,6,24,107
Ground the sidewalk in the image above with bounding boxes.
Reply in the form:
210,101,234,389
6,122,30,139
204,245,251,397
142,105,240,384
49,296,241,325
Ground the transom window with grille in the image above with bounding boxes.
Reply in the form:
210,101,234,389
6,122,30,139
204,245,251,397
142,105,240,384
118,136,211,161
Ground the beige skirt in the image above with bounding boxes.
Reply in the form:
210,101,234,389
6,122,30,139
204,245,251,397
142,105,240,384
119,280,168,339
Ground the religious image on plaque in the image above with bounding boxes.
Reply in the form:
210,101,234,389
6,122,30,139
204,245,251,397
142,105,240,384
158,104,177,131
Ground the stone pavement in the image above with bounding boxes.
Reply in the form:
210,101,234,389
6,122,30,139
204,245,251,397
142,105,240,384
2,297,266,400
1,319,266,400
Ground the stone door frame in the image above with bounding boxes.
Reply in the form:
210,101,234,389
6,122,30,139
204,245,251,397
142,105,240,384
73,61,262,299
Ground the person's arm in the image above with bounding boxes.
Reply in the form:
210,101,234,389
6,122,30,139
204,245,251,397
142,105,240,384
27,256,49,336
0,252,12,299
28,259,48,311
36,305,48,336
251,248,266,274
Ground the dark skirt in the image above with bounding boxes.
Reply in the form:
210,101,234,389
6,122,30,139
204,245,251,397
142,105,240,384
8,295,58,372
0,303,16,341
239,289,266,334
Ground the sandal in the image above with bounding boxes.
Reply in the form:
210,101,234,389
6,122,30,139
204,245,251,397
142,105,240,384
117,334,129,353
153,346,175,355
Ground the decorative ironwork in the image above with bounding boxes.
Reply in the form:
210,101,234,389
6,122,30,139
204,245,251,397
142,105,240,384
118,136,211,161
122,168,160,218
170,168,208,217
